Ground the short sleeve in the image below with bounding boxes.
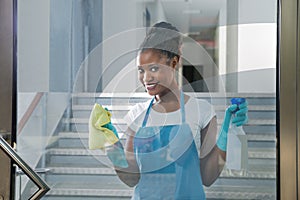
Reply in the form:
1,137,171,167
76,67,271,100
197,100,216,130
123,101,150,132
196,99,217,158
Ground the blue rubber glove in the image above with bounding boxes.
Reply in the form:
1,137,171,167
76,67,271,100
231,101,248,126
216,100,248,151
103,109,118,137
103,108,128,168
106,141,128,168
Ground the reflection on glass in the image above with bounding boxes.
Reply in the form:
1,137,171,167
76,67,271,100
17,0,277,199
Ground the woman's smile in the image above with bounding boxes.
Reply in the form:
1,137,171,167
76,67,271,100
145,83,158,91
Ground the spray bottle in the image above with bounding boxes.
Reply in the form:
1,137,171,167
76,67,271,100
226,98,248,171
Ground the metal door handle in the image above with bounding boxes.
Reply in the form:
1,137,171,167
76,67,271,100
0,136,50,200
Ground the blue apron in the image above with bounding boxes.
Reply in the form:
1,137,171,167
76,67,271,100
132,92,206,200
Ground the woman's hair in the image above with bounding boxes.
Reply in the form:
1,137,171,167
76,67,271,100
139,22,183,61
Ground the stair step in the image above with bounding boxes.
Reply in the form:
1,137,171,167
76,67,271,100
46,188,133,198
57,131,276,142
45,186,275,200
72,93,276,102
46,174,128,190
72,92,276,98
48,166,275,180
72,92,151,106
72,93,276,109
72,105,276,119
47,147,275,159
63,117,276,133
50,167,115,174
57,131,126,139
45,148,111,168
73,105,132,111
55,131,276,149
72,105,130,119
47,148,105,156
45,148,276,171
72,104,276,111
64,118,276,126
221,168,276,179
205,186,275,199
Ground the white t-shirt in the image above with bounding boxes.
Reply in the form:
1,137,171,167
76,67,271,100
124,95,217,158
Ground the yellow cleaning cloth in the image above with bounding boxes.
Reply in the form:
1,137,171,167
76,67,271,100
89,103,119,149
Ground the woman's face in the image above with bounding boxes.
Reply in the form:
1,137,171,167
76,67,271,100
137,49,178,96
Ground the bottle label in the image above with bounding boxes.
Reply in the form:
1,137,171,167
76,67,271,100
226,127,248,170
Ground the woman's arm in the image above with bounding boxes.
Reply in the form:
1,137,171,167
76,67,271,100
200,117,226,187
200,101,248,186
113,127,140,187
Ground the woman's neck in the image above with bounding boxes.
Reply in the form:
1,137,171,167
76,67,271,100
155,87,181,104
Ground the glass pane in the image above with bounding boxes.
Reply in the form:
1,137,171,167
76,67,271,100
17,0,277,199
15,168,39,200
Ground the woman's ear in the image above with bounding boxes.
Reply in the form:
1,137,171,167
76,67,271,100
171,56,179,68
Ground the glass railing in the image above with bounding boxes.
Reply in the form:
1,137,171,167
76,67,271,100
16,92,70,200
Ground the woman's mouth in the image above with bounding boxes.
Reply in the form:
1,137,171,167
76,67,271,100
145,83,158,91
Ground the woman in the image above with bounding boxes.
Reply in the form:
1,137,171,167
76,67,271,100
105,22,248,200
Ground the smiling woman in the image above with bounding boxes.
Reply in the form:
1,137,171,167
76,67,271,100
98,21,249,200
137,22,182,98
14,0,280,199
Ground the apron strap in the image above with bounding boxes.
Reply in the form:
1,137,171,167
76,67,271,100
142,90,186,127
180,91,186,123
142,97,155,127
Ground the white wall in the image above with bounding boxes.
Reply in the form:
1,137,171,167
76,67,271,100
102,0,167,93
237,0,277,93
18,0,50,92
101,0,143,93
146,0,167,24
217,7,227,75
238,23,276,71
237,23,276,93
216,0,277,93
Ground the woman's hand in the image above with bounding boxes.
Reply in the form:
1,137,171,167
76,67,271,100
216,100,248,151
231,101,248,126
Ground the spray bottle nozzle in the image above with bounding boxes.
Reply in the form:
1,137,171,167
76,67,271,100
231,98,246,113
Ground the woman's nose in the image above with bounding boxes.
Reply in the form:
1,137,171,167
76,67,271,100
143,71,153,82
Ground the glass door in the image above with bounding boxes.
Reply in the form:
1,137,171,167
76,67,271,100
15,0,286,199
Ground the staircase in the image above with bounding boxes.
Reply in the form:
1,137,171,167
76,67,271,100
42,93,276,200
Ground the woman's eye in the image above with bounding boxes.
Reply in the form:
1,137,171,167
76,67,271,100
150,66,159,72
138,68,144,73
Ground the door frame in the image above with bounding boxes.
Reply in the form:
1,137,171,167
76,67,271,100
0,0,17,199
279,0,300,199
0,0,299,199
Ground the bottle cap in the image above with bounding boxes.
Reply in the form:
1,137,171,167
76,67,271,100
231,97,246,105
231,98,246,113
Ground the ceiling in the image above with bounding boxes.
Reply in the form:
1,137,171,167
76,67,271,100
160,0,226,34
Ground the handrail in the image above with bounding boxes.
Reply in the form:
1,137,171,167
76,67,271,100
18,92,44,135
0,136,50,200
16,167,51,176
